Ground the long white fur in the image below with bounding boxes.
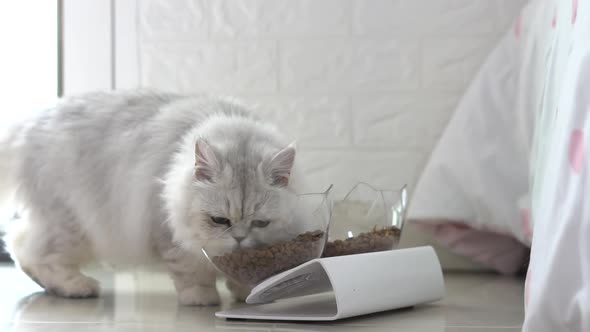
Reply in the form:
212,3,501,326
0,90,309,304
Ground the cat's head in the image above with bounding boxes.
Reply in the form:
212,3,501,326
164,118,310,255
192,138,302,250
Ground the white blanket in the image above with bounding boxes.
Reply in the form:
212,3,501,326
409,0,590,330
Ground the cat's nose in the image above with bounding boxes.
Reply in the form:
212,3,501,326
232,235,246,243
231,226,248,244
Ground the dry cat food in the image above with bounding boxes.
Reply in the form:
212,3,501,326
211,230,325,286
322,226,401,257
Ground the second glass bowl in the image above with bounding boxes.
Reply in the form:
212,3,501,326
323,182,408,257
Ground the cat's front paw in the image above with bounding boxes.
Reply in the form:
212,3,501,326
46,275,100,298
226,280,251,302
177,285,220,306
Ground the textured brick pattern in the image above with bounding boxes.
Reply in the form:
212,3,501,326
137,0,526,196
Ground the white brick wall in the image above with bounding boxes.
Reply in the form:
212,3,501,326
136,0,527,197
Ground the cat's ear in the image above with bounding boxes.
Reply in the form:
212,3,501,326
195,138,221,183
264,142,296,187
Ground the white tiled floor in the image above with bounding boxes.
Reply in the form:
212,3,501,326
0,264,524,331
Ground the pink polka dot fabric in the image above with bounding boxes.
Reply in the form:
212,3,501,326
524,267,531,308
569,129,585,173
520,208,532,241
522,0,590,331
572,0,578,24
411,0,590,330
515,14,522,38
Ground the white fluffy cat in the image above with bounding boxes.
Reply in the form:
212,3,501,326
0,90,309,305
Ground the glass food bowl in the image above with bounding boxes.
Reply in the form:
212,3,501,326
323,182,408,257
202,185,333,288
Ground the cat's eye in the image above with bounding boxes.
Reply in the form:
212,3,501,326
211,216,231,226
252,220,270,228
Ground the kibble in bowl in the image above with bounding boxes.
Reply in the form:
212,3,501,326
323,183,408,257
202,186,332,287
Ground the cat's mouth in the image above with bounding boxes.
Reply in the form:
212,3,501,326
232,241,264,250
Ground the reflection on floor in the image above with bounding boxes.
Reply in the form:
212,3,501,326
0,264,524,331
